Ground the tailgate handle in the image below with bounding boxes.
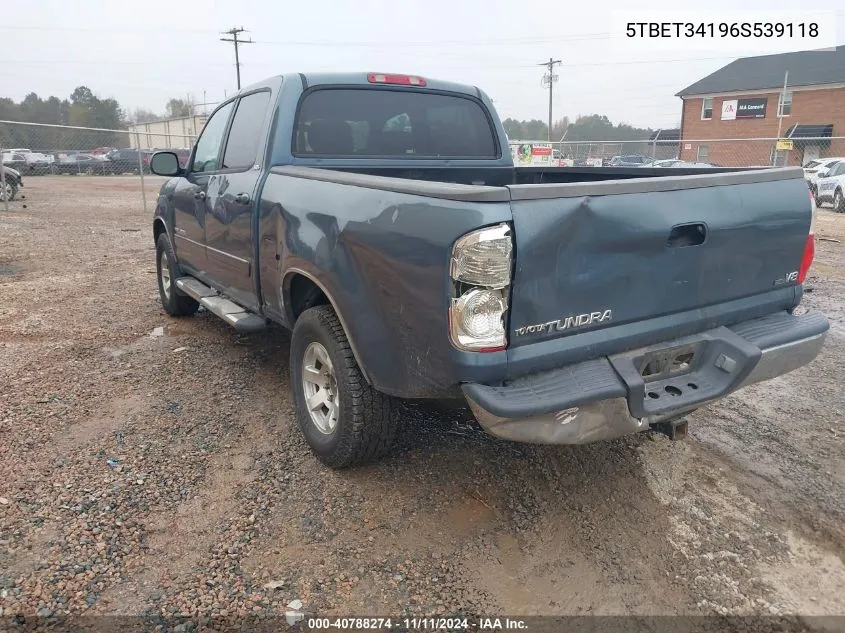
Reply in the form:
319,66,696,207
667,223,706,248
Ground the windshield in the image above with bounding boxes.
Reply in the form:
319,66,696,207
293,88,498,158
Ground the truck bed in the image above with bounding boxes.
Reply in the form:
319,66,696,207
300,165,756,188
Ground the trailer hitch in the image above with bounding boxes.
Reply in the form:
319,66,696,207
652,418,688,441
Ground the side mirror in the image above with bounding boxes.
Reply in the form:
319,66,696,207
818,170,829,179
150,151,182,177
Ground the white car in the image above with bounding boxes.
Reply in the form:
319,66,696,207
814,160,845,212
804,157,845,195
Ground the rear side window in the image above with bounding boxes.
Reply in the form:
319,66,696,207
222,91,272,169
294,88,498,158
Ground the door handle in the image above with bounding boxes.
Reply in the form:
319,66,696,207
234,193,251,205
667,223,706,248
193,190,206,200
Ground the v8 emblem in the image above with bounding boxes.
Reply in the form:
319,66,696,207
774,271,799,286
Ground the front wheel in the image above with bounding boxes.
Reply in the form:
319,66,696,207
0,181,16,202
835,189,844,213
290,305,399,468
155,233,199,316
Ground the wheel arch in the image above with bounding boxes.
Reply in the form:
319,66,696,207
283,267,371,384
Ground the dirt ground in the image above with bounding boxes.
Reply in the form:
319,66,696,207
1,177,844,629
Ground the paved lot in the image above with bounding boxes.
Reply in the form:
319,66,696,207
1,177,844,627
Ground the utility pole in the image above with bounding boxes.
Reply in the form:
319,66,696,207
774,70,789,166
220,27,253,90
539,57,561,141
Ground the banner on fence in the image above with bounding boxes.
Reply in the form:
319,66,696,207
511,143,554,166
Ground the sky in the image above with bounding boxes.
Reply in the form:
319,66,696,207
3,0,844,131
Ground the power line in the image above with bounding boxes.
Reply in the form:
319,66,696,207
220,27,253,90
539,58,561,141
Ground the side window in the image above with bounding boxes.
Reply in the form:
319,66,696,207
192,101,234,173
222,91,272,170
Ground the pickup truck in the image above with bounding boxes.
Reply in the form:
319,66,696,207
149,72,829,468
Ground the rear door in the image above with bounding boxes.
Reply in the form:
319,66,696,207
171,100,235,275
204,89,273,311
506,169,812,349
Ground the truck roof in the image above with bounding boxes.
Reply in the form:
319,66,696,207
239,72,483,99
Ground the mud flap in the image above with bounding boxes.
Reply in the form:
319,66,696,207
608,326,761,418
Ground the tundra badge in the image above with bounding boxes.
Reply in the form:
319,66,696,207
515,309,612,336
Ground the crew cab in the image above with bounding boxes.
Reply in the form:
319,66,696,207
149,72,828,468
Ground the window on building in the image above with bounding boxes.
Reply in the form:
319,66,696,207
701,98,713,120
697,145,709,163
778,91,793,117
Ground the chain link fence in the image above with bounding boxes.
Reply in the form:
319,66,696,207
0,120,196,210
511,137,845,168
4,119,844,211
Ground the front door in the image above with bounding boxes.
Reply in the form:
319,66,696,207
172,100,235,276
203,90,273,311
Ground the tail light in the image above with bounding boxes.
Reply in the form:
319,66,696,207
798,191,815,284
367,73,427,87
449,224,512,352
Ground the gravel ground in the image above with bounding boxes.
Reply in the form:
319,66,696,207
1,177,843,630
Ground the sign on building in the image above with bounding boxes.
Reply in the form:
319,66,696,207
721,97,767,120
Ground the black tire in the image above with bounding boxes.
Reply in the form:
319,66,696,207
835,189,844,213
0,181,16,202
155,233,200,316
290,305,398,468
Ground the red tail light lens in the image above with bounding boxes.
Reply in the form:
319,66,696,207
367,73,427,87
797,234,815,284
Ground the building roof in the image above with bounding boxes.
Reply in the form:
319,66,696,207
676,45,845,97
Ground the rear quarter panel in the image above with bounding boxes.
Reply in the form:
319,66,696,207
258,172,513,398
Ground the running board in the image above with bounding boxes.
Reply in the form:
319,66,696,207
175,277,266,332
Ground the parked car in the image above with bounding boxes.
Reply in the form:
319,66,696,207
608,154,650,167
55,153,108,175
1,165,23,201
814,160,845,211
646,159,718,168
23,152,54,174
804,157,844,196
1,152,28,172
149,71,827,469
105,149,152,174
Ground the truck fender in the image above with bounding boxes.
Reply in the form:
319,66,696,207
282,266,372,385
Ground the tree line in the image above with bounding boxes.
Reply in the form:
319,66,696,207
502,114,661,143
0,88,196,152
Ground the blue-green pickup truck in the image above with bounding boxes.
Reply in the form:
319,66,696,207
149,71,828,468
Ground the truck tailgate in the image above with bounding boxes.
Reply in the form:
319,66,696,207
506,168,812,349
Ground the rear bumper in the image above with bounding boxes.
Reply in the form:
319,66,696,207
463,310,828,445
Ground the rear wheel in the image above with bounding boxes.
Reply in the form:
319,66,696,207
155,233,199,316
290,305,399,468
835,189,844,213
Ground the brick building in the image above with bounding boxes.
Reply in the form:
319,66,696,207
677,45,845,167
